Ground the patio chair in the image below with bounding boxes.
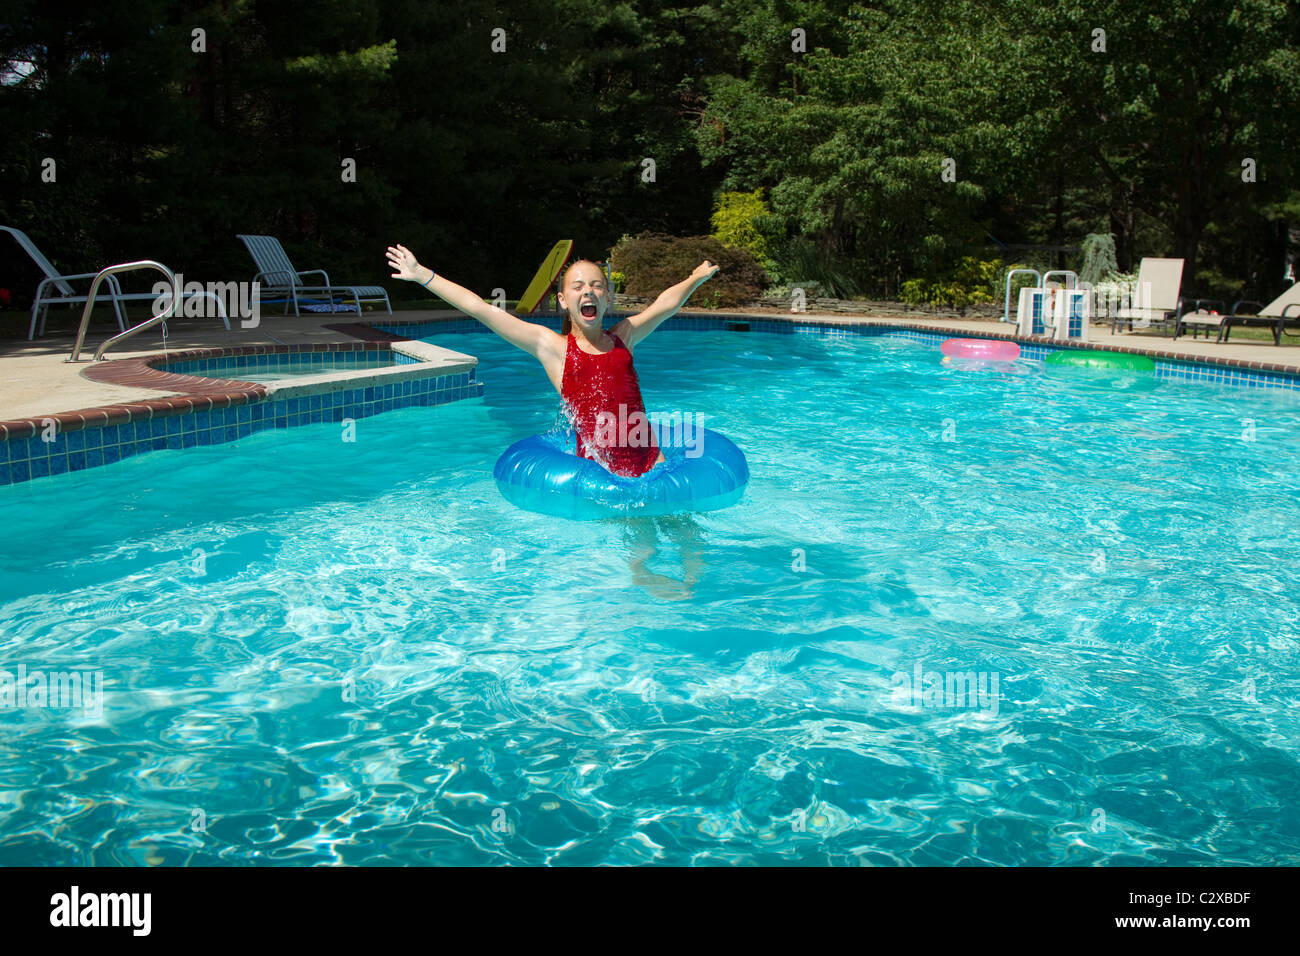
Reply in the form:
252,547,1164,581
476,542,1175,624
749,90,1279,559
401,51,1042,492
1110,257,1185,334
5,225,129,340
4,225,231,341
1175,282,1300,346
237,234,391,317
1170,299,1229,341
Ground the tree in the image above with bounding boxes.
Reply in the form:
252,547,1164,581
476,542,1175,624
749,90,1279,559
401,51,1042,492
996,0,1300,286
697,0,1001,295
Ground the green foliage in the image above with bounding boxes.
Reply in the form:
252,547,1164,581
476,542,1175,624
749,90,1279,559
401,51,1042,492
772,237,858,299
0,0,1295,311
710,189,778,264
611,232,768,307
0,0,738,300
991,0,1300,283
698,0,999,297
899,258,1002,310
697,0,1299,301
1079,234,1119,287
286,40,398,77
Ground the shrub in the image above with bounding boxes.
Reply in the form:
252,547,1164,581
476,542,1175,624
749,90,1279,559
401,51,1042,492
1080,233,1119,287
771,237,858,299
610,233,768,307
710,189,779,265
899,257,1002,310
1091,270,1139,315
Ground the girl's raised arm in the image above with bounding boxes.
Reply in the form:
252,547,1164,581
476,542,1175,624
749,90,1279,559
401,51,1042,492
618,261,719,349
385,244,553,359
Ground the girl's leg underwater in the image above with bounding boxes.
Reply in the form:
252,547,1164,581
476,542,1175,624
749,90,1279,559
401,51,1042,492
623,515,703,600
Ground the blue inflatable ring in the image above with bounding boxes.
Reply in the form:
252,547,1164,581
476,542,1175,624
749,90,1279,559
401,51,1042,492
494,427,749,520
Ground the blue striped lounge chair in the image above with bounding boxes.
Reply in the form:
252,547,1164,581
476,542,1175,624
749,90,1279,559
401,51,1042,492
237,234,391,317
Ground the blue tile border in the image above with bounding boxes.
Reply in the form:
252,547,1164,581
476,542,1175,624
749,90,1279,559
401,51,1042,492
373,314,1300,393
160,348,417,378
864,326,1300,391
0,368,484,488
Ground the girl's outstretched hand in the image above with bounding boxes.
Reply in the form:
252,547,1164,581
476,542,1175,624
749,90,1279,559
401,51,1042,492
386,244,424,281
691,260,719,282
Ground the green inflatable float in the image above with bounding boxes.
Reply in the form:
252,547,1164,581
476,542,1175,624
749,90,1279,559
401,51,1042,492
1045,350,1155,372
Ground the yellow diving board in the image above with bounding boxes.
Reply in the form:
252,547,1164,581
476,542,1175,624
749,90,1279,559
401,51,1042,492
517,239,573,314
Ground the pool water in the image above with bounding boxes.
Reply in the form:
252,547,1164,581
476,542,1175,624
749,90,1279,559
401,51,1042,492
2,329,1299,866
240,360,395,383
159,352,400,384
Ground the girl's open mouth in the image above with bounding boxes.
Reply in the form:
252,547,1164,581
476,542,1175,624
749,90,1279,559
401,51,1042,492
580,304,597,318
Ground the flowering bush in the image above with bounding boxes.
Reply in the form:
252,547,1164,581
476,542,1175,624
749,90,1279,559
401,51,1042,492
1090,271,1139,317
1091,272,1139,300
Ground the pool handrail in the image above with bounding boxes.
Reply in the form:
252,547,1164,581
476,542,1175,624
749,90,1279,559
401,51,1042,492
1003,268,1042,323
1043,270,1078,290
67,261,180,363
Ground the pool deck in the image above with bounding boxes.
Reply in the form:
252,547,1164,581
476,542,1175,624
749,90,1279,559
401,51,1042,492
2,307,1299,426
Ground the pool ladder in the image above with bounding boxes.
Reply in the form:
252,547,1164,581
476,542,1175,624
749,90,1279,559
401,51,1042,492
1002,269,1079,324
67,261,229,363
1003,269,1093,341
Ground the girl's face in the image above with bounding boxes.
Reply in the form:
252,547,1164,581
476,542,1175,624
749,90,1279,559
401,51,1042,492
557,262,609,332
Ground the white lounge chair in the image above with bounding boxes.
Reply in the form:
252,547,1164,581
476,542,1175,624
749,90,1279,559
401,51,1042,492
5,225,132,340
237,234,391,317
1110,257,1185,334
3,225,229,340
1175,281,1300,345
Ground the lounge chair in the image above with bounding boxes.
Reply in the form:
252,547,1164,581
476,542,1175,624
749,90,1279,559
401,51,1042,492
237,234,391,317
3,225,230,341
5,225,130,340
1169,299,1228,341
1110,257,1185,334
1173,282,1300,345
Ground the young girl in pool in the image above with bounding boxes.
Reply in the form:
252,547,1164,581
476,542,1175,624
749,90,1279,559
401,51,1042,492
385,245,718,477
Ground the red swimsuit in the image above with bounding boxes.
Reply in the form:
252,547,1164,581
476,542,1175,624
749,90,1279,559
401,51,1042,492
561,331,661,477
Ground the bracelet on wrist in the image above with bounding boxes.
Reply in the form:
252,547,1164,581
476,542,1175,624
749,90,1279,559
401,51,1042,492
421,269,437,288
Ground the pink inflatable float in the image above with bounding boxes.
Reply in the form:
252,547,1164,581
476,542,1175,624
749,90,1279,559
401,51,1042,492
940,338,1021,361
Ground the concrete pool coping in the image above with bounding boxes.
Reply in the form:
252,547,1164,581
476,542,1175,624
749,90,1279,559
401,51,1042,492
0,318,476,439
3,307,1300,432
0,328,485,486
82,338,475,403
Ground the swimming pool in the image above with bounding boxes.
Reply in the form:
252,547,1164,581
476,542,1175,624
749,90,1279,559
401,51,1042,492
1,326,1298,865
158,349,405,384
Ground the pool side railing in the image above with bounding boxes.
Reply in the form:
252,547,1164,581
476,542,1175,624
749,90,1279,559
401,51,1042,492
66,260,231,363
